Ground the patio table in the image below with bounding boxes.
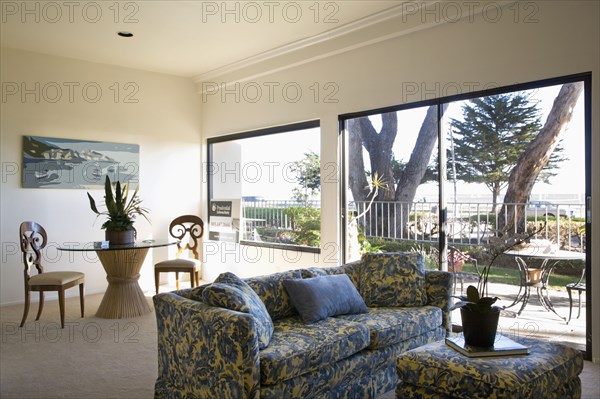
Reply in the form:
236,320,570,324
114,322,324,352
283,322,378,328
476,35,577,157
503,247,585,320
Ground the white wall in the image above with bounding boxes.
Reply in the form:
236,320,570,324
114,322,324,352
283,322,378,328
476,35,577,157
198,2,600,360
0,48,202,304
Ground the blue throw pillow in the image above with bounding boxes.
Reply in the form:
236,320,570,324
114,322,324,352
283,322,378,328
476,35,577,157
202,272,274,349
283,274,369,324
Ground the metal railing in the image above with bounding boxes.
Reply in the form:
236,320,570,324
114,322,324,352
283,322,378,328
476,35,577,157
241,199,585,251
351,200,585,251
241,199,320,242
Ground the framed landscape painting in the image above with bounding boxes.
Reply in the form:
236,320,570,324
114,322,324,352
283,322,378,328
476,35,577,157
22,136,139,189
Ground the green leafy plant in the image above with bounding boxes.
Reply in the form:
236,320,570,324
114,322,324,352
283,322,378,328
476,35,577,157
284,206,321,247
87,176,150,232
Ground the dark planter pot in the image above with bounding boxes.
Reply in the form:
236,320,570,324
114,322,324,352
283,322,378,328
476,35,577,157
105,229,135,245
460,307,500,348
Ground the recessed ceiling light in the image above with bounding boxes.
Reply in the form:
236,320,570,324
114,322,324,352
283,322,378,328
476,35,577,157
117,31,133,38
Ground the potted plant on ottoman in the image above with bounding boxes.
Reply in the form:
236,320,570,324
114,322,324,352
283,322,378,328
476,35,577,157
451,285,501,347
451,225,543,347
87,176,150,244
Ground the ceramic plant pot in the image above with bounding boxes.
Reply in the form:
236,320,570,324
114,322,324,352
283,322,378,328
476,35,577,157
460,307,500,348
105,229,135,245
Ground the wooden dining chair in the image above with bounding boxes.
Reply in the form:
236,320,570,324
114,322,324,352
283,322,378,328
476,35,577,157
19,221,85,328
154,215,204,294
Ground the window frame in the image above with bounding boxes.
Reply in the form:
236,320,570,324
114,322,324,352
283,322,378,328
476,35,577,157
206,120,321,254
339,72,591,359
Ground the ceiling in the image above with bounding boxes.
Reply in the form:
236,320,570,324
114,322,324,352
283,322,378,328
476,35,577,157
0,1,401,78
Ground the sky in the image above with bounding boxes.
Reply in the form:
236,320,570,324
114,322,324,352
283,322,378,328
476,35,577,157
238,127,320,199
228,83,585,205
365,84,585,204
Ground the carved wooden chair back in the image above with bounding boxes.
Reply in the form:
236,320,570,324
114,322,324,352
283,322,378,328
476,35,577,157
20,221,48,280
169,215,204,260
155,215,205,294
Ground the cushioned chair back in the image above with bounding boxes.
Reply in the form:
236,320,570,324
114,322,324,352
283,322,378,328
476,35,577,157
19,221,48,280
169,215,204,260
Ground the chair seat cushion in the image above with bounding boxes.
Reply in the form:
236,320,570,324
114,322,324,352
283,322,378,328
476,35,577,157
29,271,84,286
336,306,443,349
154,258,201,269
259,316,370,385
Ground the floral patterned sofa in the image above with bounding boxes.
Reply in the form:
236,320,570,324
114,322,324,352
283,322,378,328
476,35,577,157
153,252,453,399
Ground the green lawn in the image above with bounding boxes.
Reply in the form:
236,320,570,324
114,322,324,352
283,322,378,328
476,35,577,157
458,263,583,291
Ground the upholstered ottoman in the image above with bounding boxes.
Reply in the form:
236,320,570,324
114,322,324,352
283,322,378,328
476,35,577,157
396,336,583,398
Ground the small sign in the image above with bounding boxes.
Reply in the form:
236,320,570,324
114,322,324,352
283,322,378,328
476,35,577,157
208,199,241,243
210,201,233,217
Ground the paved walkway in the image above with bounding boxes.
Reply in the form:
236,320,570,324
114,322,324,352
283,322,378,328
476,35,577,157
452,280,587,351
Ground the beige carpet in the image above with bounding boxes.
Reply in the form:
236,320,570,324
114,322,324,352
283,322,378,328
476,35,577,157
1,293,599,399
1,293,156,399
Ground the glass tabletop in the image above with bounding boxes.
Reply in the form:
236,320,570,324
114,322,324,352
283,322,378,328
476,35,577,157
504,249,585,260
57,239,178,252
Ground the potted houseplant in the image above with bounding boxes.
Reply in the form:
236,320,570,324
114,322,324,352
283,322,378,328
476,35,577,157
450,225,542,347
87,176,150,244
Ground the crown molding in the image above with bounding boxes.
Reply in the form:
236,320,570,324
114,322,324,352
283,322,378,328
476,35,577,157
193,1,435,83
194,0,514,91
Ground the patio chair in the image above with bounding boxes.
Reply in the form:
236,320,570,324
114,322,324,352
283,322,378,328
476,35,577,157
566,268,586,324
154,215,204,294
511,257,544,316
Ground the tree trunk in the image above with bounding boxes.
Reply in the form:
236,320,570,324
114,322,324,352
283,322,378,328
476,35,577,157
357,114,397,202
347,106,444,239
395,105,444,236
491,183,501,213
498,82,584,233
347,118,370,204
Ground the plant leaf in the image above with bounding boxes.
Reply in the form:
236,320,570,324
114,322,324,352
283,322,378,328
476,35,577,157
104,176,115,211
466,285,480,302
449,300,473,311
87,192,99,214
478,297,499,307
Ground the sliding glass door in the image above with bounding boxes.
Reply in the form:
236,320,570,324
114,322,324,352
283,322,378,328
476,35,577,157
341,74,590,358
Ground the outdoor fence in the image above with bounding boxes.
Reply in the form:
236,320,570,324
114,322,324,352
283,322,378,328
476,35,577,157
241,199,585,251
241,199,320,244
352,200,586,251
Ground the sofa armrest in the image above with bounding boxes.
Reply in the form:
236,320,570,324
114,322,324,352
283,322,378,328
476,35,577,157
153,293,261,399
424,270,453,332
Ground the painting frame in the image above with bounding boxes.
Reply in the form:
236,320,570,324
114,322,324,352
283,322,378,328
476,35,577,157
22,136,140,189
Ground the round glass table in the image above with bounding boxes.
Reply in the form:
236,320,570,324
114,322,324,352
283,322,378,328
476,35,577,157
58,239,177,319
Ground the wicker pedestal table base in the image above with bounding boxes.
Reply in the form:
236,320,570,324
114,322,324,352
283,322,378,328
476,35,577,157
96,248,151,319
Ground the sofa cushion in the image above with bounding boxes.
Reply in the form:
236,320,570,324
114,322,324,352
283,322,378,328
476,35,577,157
246,270,303,320
336,306,443,349
202,272,274,349
259,317,370,386
283,274,369,323
301,262,361,289
360,252,427,307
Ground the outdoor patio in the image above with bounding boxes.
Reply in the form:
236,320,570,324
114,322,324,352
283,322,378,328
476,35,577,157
452,280,587,352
